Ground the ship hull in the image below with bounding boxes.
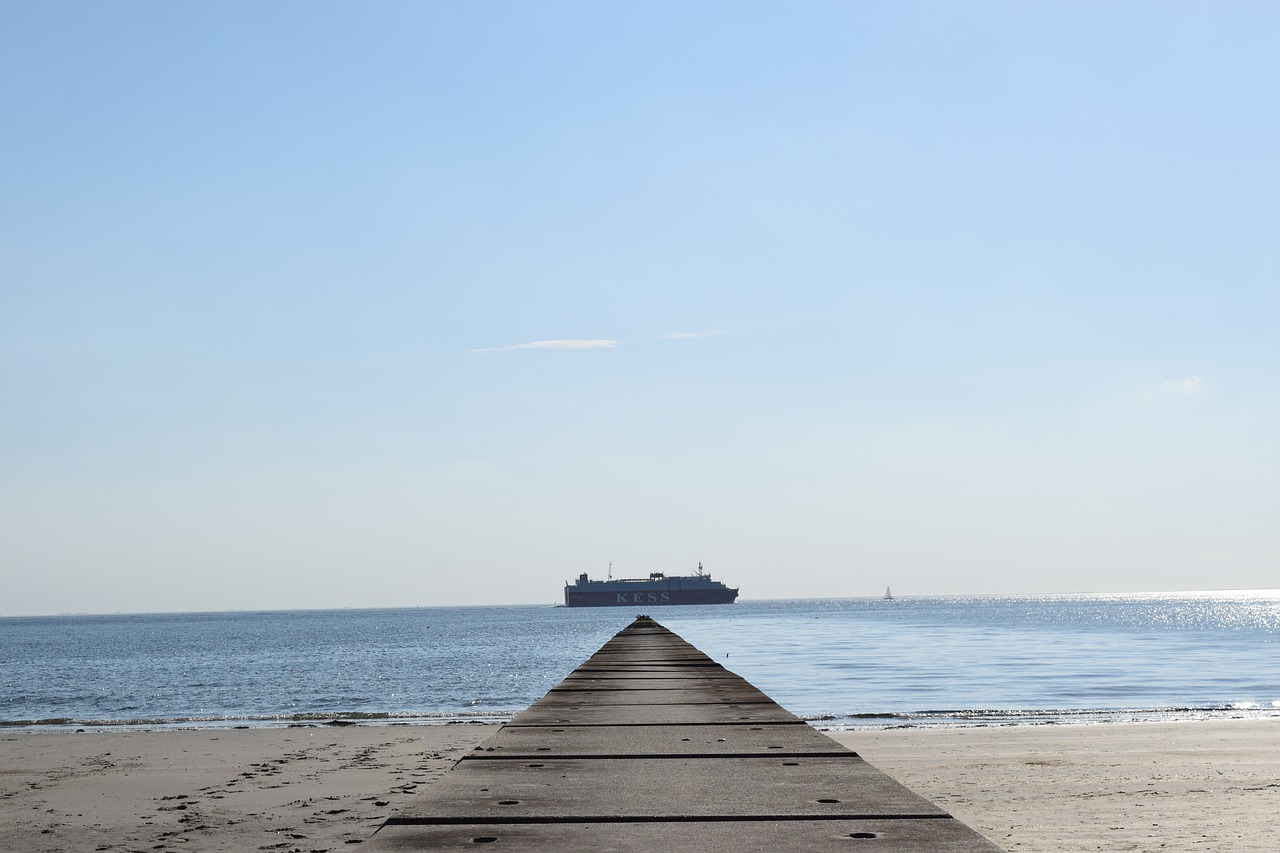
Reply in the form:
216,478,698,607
564,587,739,607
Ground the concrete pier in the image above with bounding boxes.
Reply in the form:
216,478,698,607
367,617,1003,851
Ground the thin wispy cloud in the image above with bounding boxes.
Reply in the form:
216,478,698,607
470,338,618,354
661,330,728,340
1164,375,1205,395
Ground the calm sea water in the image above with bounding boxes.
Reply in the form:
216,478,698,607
3,593,1278,730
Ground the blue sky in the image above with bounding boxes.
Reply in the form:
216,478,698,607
3,1,1277,615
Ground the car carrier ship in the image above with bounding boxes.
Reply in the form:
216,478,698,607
563,562,739,607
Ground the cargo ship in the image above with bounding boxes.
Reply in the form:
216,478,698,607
563,562,739,607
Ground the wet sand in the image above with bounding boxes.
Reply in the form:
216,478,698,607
2,718,1276,852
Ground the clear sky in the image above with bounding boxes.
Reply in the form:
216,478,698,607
3,1,1277,616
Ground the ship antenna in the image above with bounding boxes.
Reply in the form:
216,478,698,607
608,560,612,580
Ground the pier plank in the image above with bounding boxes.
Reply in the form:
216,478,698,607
507,701,801,725
531,686,775,705
468,721,842,757
385,755,948,820
372,819,997,852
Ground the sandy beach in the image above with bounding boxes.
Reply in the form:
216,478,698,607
2,718,1276,852
0,722,493,853
829,719,1280,852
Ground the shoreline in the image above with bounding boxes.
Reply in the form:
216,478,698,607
4,704,1277,733
0,716,516,732
3,717,1276,852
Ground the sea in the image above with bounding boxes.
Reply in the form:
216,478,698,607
3,593,1278,731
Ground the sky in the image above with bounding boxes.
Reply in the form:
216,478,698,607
2,1,1277,616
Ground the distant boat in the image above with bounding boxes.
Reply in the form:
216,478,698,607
884,586,893,600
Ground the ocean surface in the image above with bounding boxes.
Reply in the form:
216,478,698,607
3,593,1278,730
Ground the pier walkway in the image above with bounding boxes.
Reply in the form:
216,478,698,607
367,616,1002,851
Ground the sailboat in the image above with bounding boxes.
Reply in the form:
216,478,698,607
884,586,893,600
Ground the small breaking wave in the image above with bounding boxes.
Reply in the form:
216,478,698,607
805,703,1280,730
0,709,519,731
